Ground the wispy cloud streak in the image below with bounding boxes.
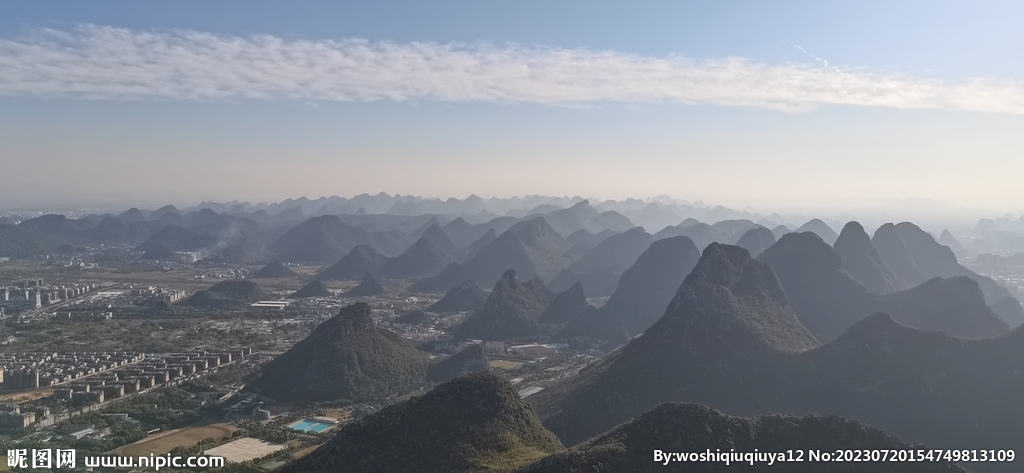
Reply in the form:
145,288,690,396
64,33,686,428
1,25,1023,113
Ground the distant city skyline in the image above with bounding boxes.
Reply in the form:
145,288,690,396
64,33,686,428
2,2,1022,212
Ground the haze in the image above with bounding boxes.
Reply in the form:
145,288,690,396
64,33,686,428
1,1,1023,216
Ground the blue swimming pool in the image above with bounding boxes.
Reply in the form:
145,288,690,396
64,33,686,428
289,419,334,433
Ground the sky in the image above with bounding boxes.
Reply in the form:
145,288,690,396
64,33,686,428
1,1,1023,214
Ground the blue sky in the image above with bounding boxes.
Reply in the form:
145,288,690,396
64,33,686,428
1,1,1022,212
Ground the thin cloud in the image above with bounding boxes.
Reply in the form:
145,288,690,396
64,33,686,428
1,24,1023,113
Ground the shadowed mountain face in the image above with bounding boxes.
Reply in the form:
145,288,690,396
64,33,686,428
873,222,1024,326
253,260,296,278
569,227,653,274
546,267,622,297
379,237,456,279
521,404,966,473
558,236,701,340
426,279,488,313
407,262,474,293
453,270,556,341
760,232,1009,342
536,243,819,446
137,225,216,252
427,344,490,383
833,222,907,294
316,245,390,280
283,372,564,473
344,272,386,297
533,247,1024,472
463,217,574,286
420,223,461,256
252,303,427,402
795,219,839,245
0,224,60,258
181,279,263,309
735,225,776,258
537,282,590,327
289,279,331,298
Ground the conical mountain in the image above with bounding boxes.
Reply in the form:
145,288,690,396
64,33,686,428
939,229,963,252
873,222,1024,326
453,270,556,341
770,224,792,240
463,228,498,259
871,223,930,287
289,279,331,298
569,227,653,273
759,232,879,342
734,225,776,257
137,225,216,251
379,237,455,279
408,263,474,293
521,403,965,473
181,279,264,309
344,272,386,297
317,244,391,280
283,372,563,473
558,236,701,340
536,243,819,445
421,223,461,257
253,260,296,278
116,207,147,222
795,218,839,245
759,232,1008,342
546,267,622,297
426,344,490,384
269,215,370,263
426,279,488,313
206,233,273,264
537,282,590,327
833,221,907,294
252,303,427,402
464,217,573,285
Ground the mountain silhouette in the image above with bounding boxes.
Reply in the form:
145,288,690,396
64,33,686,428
558,236,701,340
289,279,331,298
379,237,456,279
317,244,391,280
407,263,474,293
426,279,488,313
521,403,965,473
344,273,386,297
426,344,490,384
283,372,563,473
833,222,907,294
453,270,556,340
538,282,590,327
537,243,818,445
252,303,427,402
569,227,653,273
253,260,296,278
795,219,839,245
463,217,574,285
734,225,776,257
545,267,622,297
873,222,1024,326
421,223,461,257
760,232,1009,341
181,279,264,309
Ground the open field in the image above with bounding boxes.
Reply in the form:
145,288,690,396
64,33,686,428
205,437,285,463
0,388,53,403
114,423,236,457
